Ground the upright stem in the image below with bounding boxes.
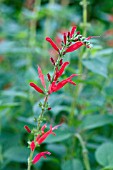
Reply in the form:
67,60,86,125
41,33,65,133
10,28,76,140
83,0,87,37
75,133,91,170
70,0,89,121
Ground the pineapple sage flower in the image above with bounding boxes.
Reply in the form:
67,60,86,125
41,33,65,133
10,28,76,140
29,124,61,164
32,152,51,164
46,25,93,55
30,61,78,95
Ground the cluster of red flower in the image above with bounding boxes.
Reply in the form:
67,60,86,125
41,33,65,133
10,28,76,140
24,124,61,164
25,26,93,165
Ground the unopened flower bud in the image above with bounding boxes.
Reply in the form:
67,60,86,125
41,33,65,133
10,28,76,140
47,73,51,82
24,125,31,133
48,107,51,110
59,59,63,66
50,57,55,65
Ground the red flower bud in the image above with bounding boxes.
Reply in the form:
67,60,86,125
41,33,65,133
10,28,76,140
48,107,51,110
50,57,55,65
70,26,77,38
24,125,31,133
67,31,70,38
59,59,63,66
47,73,51,82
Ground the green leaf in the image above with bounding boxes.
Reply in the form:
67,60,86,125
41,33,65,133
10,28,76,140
95,142,113,169
80,114,113,131
1,90,28,99
62,159,83,170
0,102,20,109
3,146,30,163
46,144,66,157
82,57,108,78
44,129,72,143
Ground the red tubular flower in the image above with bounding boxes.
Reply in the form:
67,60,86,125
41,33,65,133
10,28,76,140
54,61,69,81
30,82,44,94
63,33,67,45
46,37,59,52
37,125,56,145
38,66,46,89
24,125,31,133
70,26,77,38
30,141,35,151
41,124,47,134
64,41,83,54
49,74,78,94
32,151,51,164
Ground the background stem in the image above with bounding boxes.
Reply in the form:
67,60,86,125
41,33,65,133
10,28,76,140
75,133,91,170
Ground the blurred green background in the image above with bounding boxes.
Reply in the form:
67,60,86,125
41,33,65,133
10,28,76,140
0,0,113,170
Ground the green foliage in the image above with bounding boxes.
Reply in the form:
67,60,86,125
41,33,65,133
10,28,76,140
95,143,113,169
0,0,113,170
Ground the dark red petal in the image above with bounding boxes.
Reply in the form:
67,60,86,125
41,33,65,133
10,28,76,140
65,42,83,53
46,37,59,52
24,125,31,133
70,26,77,38
38,66,46,89
30,82,44,94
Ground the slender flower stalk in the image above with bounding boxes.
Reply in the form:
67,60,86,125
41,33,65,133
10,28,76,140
26,25,93,170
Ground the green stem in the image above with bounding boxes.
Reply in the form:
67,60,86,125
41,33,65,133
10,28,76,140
75,133,91,170
27,151,34,170
70,0,89,124
83,0,87,37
